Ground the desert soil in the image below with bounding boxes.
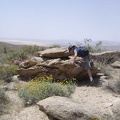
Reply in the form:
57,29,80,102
71,68,120,116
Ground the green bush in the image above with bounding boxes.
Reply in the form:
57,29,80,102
22,45,45,55
0,45,46,63
0,65,19,82
18,76,76,105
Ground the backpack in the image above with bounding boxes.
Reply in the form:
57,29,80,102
76,46,89,57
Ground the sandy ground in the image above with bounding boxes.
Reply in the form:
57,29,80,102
71,86,120,115
71,68,120,116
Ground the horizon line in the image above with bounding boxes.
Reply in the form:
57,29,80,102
0,37,117,42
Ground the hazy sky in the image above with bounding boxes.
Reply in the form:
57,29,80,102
0,0,120,42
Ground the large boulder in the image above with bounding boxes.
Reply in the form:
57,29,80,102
111,61,120,68
4,91,24,111
16,47,104,80
0,105,49,120
91,51,120,64
17,58,99,80
37,96,103,120
17,67,45,77
37,47,72,58
31,57,45,63
16,105,49,120
19,60,37,68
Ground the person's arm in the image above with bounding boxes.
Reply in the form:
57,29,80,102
71,49,77,64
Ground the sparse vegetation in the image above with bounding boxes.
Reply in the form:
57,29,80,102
75,38,102,52
0,65,19,82
0,88,7,115
0,88,5,101
84,38,94,52
0,40,120,120
0,44,46,63
21,45,45,56
95,62,112,76
18,76,76,105
105,68,120,94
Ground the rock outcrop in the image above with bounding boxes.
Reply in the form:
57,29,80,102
36,47,72,58
111,61,120,68
37,96,103,120
17,48,120,80
17,48,120,79
17,47,100,80
91,51,120,64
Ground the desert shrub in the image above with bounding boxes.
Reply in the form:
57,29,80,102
95,62,112,76
94,41,102,52
0,50,22,64
83,38,94,52
0,65,19,82
0,54,10,64
0,88,5,101
106,74,120,94
13,45,46,60
1,45,46,63
22,45,45,55
17,51,27,60
75,39,105,53
2,51,22,63
18,76,76,105
0,88,6,115
75,38,93,52
0,88,10,116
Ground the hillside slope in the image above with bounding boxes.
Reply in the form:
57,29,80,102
0,41,25,52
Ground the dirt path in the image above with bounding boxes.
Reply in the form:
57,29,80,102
71,68,120,117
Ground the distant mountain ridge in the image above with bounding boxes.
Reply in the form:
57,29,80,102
0,39,120,51
0,38,120,46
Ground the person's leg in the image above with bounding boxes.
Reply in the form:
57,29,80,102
87,69,93,82
83,56,93,82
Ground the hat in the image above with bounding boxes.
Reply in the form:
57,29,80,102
68,45,76,52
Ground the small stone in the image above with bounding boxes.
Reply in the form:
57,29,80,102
27,100,33,105
97,73,105,76
100,76,108,79
105,103,113,108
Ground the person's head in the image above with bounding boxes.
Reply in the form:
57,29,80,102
68,45,76,52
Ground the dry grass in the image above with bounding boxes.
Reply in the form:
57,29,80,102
0,41,24,52
105,70,120,94
0,87,8,115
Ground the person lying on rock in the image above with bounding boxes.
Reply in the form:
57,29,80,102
68,45,94,84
